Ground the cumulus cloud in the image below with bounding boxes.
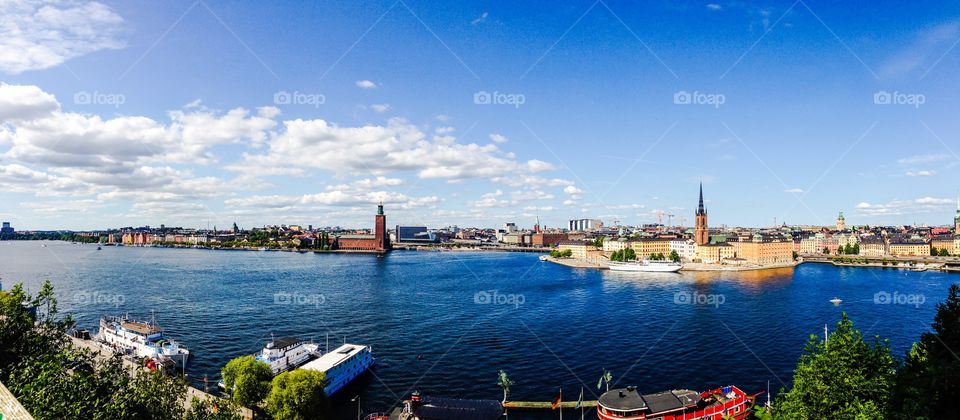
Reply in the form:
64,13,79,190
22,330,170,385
0,1,125,74
855,196,955,216
905,170,936,177
489,133,508,144
355,80,378,89
226,177,437,211
0,83,60,121
471,11,489,25
706,4,722,11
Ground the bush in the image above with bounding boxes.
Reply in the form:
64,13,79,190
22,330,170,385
265,369,329,420
221,355,272,407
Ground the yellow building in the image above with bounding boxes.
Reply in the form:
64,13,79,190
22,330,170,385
799,236,823,254
630,239,672,258
696,243,735,263
859,237,888,257
931,236,958,256
732,235,794,265
888,240,930,257
602,239,631,252
557,241,589,259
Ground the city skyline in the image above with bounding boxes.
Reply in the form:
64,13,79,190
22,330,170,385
3,1,960,230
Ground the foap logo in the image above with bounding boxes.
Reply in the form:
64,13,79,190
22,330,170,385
874,291,925,308
73,291,125,307
73,91,126,108
473,90,526,108
474,290,525,308
673,90,725,108
674,291,725,307
873,91,925,108
273,291,326,308
273,90,326,108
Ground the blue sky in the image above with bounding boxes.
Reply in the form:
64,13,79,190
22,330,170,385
1,0,960,230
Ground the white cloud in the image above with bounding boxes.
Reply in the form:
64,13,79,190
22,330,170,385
784,188,804,193
897,154,951,165
489,133,508,144
0,83,60,121
370,103,391,113
355,80,378,89
563,185,584,195
879,21,960,79
226,177,436,211
0,1,125,74
855,196,955,217
706,4,722,11
905,170,936,177
471,11,489,25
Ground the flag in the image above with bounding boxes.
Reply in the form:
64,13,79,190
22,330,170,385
551,390,562,409
575,387,583,409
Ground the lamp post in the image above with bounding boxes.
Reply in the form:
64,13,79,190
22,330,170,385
352,395,361,420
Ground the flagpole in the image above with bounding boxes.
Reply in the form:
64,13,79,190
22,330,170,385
580,386,584,420
559,387,562,420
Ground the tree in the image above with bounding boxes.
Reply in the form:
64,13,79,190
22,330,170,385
792,251,799,261
891,284,960,418
939,248,950,257
822,247,830,255
852,243,860,255
185,396,243,420
596,369,613,392
931,247,939,256
669,250,681,263
593,236,604,248
265,369,328,420
497,370,515,404
221,355,273,407
774,313,894,418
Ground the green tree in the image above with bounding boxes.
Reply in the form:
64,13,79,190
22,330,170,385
185,396,243,420
593,236,604,248
774,313,895,419
891,284,960,419
822,247,830,255
669,250,681,263
265,369,329,420
497,370,514,404
852,243,860,255
623,248,636,261
221,355,273,407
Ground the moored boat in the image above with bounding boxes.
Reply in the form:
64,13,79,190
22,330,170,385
256,335,319,375
597,385,757,420
96,315,190,369
299,343,374,397
608,260,683,272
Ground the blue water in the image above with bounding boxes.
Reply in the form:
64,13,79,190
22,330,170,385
1,241,955,419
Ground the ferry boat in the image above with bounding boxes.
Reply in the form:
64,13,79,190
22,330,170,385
97,315,190,368
256,336,319,375
386,391,502,420
608,260,683,273
597,385,757,420
299,343,374,397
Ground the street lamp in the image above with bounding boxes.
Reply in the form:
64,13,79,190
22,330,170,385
351,395,361,420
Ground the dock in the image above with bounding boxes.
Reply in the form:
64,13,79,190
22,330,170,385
503,400,598,409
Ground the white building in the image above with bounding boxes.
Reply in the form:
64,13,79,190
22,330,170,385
670,238,698,261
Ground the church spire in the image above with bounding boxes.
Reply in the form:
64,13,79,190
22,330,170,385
697,182,706,216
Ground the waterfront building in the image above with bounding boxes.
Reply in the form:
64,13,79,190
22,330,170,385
931,235,957,256
859,237,888,257
1,221,13,234
836,212,846,231
888,238,929,256
395,226,435,243
835,232,860,248
603,238,631,252
669,238,697,261
324,203,390,252
557,240,590,259
630,238,672,258
695,242,734,263
532,232,569,247
799,235,823,254
694,184,709,245
731,234,794,265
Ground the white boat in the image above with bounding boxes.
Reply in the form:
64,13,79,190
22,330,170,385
608,260,683,272
256,336,320,375
830,297,842,305
299,343,374,397
97,315,190,368
539,255,549,261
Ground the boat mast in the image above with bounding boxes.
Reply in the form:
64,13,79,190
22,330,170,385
824,324,829,348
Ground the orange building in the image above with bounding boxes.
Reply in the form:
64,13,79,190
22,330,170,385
326,203,390,252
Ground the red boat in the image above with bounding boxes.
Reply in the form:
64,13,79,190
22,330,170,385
597,385,758,420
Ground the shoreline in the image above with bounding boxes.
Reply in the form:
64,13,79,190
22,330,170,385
544,256,800,272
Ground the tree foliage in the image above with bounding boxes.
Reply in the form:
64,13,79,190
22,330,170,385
184,396,242,420
610,248,637,262
221,355,272,407
774,313,895,419
265,369,328,420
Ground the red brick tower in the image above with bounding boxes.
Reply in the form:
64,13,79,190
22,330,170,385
695,183,709,245
375,202,389,252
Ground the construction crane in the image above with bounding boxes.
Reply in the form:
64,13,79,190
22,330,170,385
666,212,675,227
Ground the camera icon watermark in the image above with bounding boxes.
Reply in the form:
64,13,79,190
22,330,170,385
873,91,924,108
674,291,725,307
273,90,325,108
473,91,526,108
673,90,725,108
474,290,525,308
874,290,925,308
273,291,325,308
73,91,126,108
73,291,125,307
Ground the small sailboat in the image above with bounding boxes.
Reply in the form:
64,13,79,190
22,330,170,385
830,297,842,305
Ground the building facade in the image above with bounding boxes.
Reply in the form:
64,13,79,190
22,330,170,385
327,203,390,252
889,239,930,257
836,212,846,231
0,222,13,234
669,239,697,261
568,219,602,232
694,184,709,245
859,237,888,257
630,238,672,258
731,234,794,265
557,240,589,259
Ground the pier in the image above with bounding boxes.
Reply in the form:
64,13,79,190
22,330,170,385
504,400,598,409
